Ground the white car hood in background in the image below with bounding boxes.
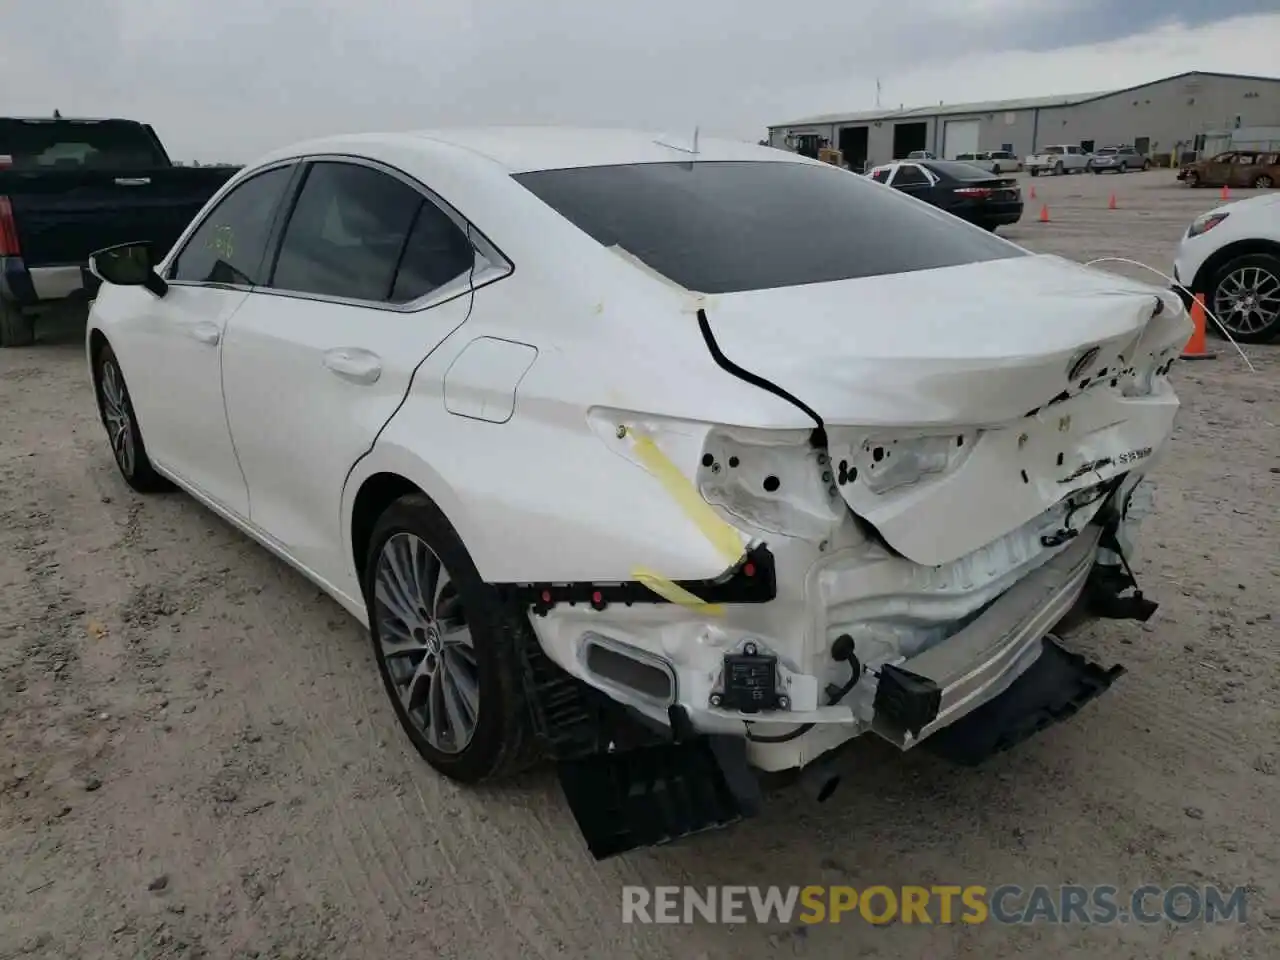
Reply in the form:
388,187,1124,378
701,253,1178,428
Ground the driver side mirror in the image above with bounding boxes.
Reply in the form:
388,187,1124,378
89,242,168,298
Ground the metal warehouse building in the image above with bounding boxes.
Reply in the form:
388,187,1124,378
768,71,1280,171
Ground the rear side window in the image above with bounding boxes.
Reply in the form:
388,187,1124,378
170,166,294,285
270,162,472,303
514,160,1022,295
0,119,167,170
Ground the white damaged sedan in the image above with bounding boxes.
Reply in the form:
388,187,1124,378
85,128,1191,858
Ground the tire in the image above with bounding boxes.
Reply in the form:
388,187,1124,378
1142,160,1151,171
1029,169,1039,178
0,300,35,348
1208,253,1280,344
1253,174,1274,189
1185,172,1200,188
93,342,172,492
364,493,541,784
1054,162,1064,176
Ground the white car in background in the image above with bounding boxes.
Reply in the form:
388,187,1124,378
1027,145,1092,176
85,127,1190,858
1173,192,1280,343
955,151,1022,174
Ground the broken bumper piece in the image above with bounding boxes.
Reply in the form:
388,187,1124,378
557,730,763,860
923,635,1124,766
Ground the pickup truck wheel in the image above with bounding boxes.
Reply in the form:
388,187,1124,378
0,301,35,348
1054,162,1064,176
94,344,172,492
364,493,541,785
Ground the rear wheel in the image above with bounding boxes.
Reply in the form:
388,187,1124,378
364,493,540,784
1253,174,1274,189
1209,253,1280,344
0,300,35,348
93,343,172,492
1142,159,1151,171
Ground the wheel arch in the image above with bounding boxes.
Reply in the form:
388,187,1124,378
343,445,479,597
88,327,110,392
1192,238,1280,294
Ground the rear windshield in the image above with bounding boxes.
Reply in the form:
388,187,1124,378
0,119,167,170
1043,146,1065,155
513,160,1024,294
1095,148,1117,155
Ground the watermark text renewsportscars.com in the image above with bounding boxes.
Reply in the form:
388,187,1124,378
621,885,1250,925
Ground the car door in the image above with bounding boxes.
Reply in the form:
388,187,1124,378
1202,153,1233,185
1227,153,1258,188
219,158,480,585
121,163,298,516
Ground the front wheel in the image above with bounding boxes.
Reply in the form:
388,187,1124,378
1054,162,1064,176
365,493,541,784
1185,171,1200,188
1210,253,1280,344
1142,160,1151,171
93,343,172,492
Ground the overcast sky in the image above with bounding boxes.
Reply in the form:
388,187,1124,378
3,1,1278,162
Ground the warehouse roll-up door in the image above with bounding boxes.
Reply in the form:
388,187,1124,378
943,119,980,159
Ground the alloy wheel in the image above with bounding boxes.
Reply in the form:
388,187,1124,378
99,360,135,477
1214,264,1280,337
373,532,481,754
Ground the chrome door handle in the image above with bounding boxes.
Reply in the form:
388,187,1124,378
323,348,382,385
188,322,221,345
114,177,152,186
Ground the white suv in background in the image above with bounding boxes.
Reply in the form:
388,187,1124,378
1027,145,1092,176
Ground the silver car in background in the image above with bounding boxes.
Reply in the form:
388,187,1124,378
1091,145,1151,173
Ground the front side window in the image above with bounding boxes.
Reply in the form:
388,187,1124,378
514,159,1023,295
169,165,295,285
269,162,473,303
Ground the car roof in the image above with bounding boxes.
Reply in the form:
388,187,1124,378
252,126,805,174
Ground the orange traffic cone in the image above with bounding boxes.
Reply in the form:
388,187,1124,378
1220,184,1230,201
1038,204,1050,223
1181,293,1217,361
1029,184,1037,200
1108,192,1117,210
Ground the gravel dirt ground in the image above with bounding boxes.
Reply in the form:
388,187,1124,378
2,169,1277,959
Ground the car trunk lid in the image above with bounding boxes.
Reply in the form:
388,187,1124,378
697,253,1190,565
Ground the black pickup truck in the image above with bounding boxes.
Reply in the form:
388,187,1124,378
0,116,241,346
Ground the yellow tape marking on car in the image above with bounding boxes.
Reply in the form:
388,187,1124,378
625,430,744,614
631,568,727,616
628,433,744,567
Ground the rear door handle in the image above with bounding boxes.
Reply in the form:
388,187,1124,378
114,177,152,186
323,348,382,385
188,321,221,345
